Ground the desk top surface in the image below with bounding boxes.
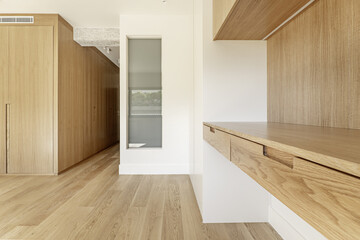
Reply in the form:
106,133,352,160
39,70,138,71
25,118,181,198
204,122,360,177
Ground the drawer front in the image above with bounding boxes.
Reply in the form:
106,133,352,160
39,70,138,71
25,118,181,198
203,125,230,160
230,136,360,240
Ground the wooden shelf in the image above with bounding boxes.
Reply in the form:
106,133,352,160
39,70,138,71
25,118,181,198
213,0,313,40
204,122,360,177
203,122,360,240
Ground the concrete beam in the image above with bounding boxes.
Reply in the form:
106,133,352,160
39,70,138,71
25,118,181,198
74,28,119,47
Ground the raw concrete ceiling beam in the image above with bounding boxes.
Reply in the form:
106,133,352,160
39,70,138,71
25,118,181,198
74,28,119,47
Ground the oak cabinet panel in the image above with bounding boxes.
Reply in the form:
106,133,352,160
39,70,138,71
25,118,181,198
7,26,54,174
230,135,360,240
203,125,231,160
0,27,9,174
0,15,119,175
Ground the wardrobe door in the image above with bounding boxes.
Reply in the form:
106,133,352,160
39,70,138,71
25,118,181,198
0,27,9,174
8,26,54,174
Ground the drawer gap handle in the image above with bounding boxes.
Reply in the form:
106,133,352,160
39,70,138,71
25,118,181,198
263,146,294,169
6,103,10,173
210,127,215,133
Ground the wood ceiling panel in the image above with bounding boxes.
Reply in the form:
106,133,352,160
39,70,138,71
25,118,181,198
214,0,313,40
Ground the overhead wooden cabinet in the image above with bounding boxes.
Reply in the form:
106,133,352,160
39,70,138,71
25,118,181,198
213,0,313,40
0,14,119,175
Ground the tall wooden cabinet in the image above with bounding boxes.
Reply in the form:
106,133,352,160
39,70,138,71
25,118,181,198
0,27,8,174
0,14,119,175
8,26,55,174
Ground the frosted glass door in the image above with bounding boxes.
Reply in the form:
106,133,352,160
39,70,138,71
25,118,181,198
128,39,162,148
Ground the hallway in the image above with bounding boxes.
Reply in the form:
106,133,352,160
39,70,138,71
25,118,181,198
0,145,281,240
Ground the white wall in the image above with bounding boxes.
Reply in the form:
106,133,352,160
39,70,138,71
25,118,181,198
119,2,328,239
192,1,328,238
191,0,270,222
190,0,204,214
269,197,327,240
203,143,270,222
119,15,193,174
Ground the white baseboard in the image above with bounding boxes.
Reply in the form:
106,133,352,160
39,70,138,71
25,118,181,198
269,197,327,240
269,206,306,240
118,164,189,175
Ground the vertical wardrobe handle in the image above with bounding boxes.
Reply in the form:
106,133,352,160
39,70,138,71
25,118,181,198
5,104,10,173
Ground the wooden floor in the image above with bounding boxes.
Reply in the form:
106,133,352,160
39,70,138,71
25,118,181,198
0,145,282,240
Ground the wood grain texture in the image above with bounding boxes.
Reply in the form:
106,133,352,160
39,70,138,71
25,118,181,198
5,104,10,173
0,14,119,174
0,15,59,175
264,146,294,168
0,145,282,240
53,15,59,175
268,0,360,129
214,0,312,40
213,0,236,39
0,27,8,174
57,16,119,172
81,47,119,161
230,136,360,240
203,125,231,160
8,26,54,174
58,18,85,172
205,122,360,178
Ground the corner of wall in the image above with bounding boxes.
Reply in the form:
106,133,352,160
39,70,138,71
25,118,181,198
269,197,327,240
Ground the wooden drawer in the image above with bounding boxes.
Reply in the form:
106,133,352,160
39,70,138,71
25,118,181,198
230,135,360,240
203,125,230,160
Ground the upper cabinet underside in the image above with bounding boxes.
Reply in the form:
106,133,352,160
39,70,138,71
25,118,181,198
213,0,313,40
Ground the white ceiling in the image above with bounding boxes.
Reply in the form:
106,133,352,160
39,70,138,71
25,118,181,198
118,0,193,16
0,0,192,65
0,0,193,28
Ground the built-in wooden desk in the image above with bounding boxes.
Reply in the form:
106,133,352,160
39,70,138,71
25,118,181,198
203,122,360,240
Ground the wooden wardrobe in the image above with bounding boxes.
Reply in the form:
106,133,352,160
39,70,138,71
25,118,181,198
0,14,119,175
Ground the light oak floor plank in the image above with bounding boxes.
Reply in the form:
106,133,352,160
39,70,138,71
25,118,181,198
0,145,282,240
